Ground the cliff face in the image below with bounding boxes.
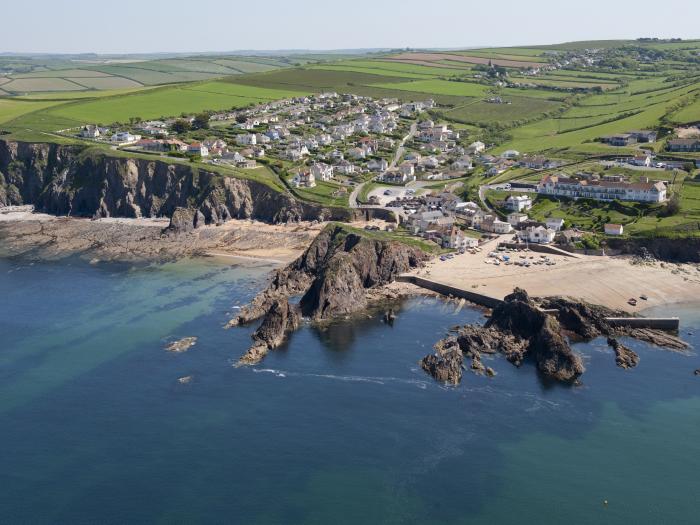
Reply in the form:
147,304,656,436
0,140,351,224
605,237,700,263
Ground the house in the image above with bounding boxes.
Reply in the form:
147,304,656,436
506,195,533,212
409,210,446,233
164,139,189,152
517,226,556,244
507,212,529,226
292,171,316,188
451,155,473,170
520,156,551,170
399,162,415,179
667,139,700,152
602,134,636,147
237,159,257,169
631,154,652,167
110,132,140,144
443,226,478,249
310,162,334,182
501,150,520,160
367,158,389,172
335,160,356,175
236,134,257,146
538,175,667,203
480,216,512,234
545,218,565,231
630,130,657,143
80,125,100,139
135,139,166,152
466,141,485,154
187,143,209,157
604,223,624,236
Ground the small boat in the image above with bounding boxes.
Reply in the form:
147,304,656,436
628,298,638,306
640,294,648,301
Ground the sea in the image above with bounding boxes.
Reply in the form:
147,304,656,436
1,254,699,524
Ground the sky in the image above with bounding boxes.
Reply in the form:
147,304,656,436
3,0,700,54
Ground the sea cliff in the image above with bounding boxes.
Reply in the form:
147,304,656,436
0,140,353,224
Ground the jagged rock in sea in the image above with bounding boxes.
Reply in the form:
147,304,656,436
425,288,584,384
423,287,688,385
232,224,427,364
607,337,640,369
238,299,300,366
420,337,464,385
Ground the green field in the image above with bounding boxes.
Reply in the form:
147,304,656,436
43,82,308,125
369,79,488,97
0,98,65,125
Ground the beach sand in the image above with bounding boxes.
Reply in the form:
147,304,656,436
407,237,700,312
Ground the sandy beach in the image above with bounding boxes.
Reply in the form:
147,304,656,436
408,236,700,311
0,210,322,263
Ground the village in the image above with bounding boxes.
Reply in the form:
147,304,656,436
65,89,700,281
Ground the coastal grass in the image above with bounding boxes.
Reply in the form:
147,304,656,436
329,222,445,254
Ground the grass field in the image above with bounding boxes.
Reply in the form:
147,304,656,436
369,79,488,97
0,98,65,125
438,95,563,125
42,82,309,125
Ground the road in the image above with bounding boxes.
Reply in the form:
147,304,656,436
350,122,418,209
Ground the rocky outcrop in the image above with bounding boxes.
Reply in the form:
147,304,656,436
606,237,700,264
420,337,464,385
232,224,427,363
424,288,688,385
0,140,352,224
607,337,640,369
238,299,300,365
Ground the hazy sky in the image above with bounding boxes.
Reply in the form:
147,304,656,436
3,0,700,54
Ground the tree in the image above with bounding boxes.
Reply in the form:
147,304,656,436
171,119,191,133
664,194,681,216
192,113,210,130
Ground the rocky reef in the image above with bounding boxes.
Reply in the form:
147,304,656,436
230,224,427,363
0,140,353,225
422,288,687,385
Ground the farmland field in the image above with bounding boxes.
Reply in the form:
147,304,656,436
43,82,309,124
438,95,563,125
369,79,489,97
0,98,65,125
2,78,85,92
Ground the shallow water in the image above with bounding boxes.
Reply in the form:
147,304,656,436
1,256,699,524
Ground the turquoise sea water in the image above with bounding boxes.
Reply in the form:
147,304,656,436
1,255,699,524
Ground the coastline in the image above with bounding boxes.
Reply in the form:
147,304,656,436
0,210,321,264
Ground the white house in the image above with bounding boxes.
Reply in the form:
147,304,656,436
310,162,334,182
518,226,556,244
545,218,565,231
367,158,389,172
292,171,316,188
501,150,521,160
604,223,624,236
538,175,667,204
506,195,533,212
110,132,140,144
467,141,485,154
187,143,209,157
80,125,100,139
507,212,529,226
236,134,257,146
444,226,478,249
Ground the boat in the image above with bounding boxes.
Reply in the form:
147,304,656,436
628,298,638,306
640,295,648,301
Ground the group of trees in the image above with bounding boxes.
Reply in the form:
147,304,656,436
171,112,211,134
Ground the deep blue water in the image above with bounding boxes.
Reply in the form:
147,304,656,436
1,255,699,524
